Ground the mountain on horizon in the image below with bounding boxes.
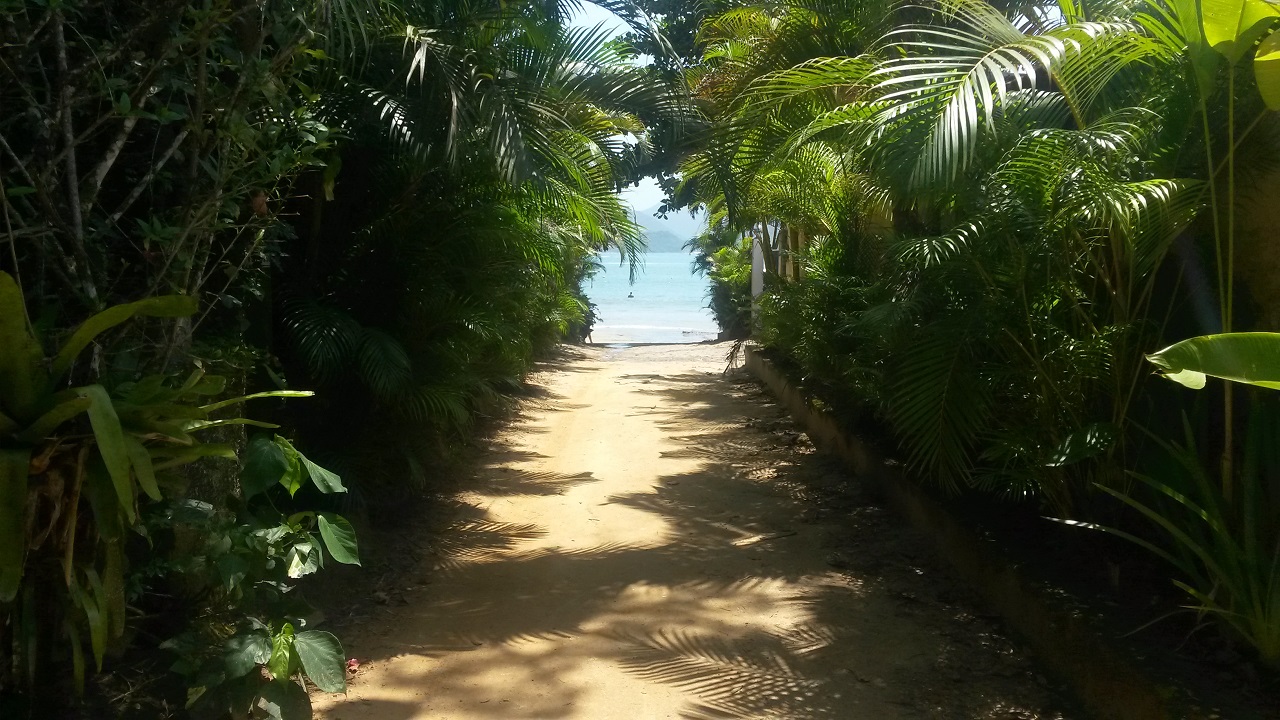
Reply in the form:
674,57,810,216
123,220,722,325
635,203,705,253
641,229,687,253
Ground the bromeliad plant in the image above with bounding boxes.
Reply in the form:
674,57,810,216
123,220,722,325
0,270,353,704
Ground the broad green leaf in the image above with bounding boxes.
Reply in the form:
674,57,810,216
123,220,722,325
317,513,360,566
184,374,227,397
300,453,344,494
50,294,198,382
256,679,312,720
70,570,109,671
224,630,272,679
79,385,135,523
0,449,31,602
1161,0,1222,98
123,374,170,404
268,624,296,681
0,272,48,421
150,443,237,471
294,630,346,693
1256,30,1280,108
217,553,249,590
1201,0,1280,63
285,539,321,578
14,396,92,442
275,436,304,496
0,409,18,435
82,459,124,541
274,436,345,493
123,435,161,501
243,435,289,499
1146,332,1280,389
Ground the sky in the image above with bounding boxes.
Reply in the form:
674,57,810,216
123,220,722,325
568,4,667,216
570,2,629,37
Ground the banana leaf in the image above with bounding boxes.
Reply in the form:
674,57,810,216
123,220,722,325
1146,332,1280,390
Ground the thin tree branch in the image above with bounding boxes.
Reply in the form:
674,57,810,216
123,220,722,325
53,10,97,305
84,110,141,211
0,130,36,187
108,128,188,225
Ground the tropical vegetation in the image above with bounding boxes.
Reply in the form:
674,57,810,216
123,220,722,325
0,0,674,715
5,0,1280,712
673,0,1280,669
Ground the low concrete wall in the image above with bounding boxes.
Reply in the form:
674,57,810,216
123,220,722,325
745,345,1170,720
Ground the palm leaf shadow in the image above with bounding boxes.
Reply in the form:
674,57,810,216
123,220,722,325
606,628,836,719
472,468,600,496
426,520,548,573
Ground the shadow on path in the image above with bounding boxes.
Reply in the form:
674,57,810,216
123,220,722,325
314,351,1072,720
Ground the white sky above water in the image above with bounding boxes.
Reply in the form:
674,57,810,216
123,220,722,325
569,4,668,217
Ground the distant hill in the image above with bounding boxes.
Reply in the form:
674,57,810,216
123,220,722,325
635,203,705,253
642,229,687,253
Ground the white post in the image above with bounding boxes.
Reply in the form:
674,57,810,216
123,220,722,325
750,232,764,332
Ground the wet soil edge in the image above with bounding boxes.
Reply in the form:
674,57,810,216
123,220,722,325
744,345,1170,720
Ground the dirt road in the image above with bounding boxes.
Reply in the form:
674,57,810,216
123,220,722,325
312,343,1072,719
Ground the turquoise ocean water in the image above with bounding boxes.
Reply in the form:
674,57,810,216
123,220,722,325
585,252,719,344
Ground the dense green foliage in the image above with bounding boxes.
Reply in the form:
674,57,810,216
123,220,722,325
6,0,1280,708
681,0,1280,666
0,0,676,714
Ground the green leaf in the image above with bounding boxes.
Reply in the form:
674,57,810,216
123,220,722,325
150,443,237,471
1200,0,1280,63
199,390,314,413
243,435,289,499
0,409,18,436
50,294,198,383
82,459,123,541
79,385,135,523
14,396,92,442
299,452,344,494
124,374,170,404
69,571,109,671
317,513,360,566
0,272,48,421
183,373,228,397
293,630,346,693
256,679,312,720
285,539,321,578
267,624,296,681
123,435,161,501
1146,332,1280,390
224,630,272,679
275,436,304,496
1256,29,1280,108
183,417,280,432
0,449,31,602
66,623,86,695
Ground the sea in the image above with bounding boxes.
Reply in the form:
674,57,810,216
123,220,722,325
585,251,720,344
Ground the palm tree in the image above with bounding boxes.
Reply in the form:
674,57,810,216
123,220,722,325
270,0,688,496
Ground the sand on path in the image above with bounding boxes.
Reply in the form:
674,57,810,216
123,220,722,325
312,343,1069,720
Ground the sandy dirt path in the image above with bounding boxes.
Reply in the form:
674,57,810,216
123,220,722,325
313,343,1072,720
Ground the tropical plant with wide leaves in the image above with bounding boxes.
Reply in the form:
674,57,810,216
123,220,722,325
0,271,354,702
265,0,688,495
